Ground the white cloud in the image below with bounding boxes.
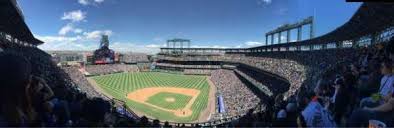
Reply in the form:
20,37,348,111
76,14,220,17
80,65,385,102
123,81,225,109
78,0,89,5
74,28,83,34
245,41,263,46
36,29,114,51
145,44,162,48
59,24,73,35
37,39,254,54
263,0,272,4
36,33,258,54
83,30,113,39
94,0,105,3
36,35,96,51
257,0,272,6
221,41,265,48
59,24,83,35
61,10,87,22
36,35,83,43
78,0,105,5
110,42,162,54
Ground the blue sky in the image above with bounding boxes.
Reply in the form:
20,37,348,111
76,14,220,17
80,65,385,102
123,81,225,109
19,0,361,54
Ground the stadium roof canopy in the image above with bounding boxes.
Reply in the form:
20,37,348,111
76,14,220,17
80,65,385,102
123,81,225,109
251,3,394,49
0,0,44,45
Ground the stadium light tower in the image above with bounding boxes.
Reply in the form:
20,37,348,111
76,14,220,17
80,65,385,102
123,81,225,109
166,38,191,53
265,16,314,46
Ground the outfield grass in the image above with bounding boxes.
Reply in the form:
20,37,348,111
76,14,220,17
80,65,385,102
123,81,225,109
91,72,210,122
146,92,192,110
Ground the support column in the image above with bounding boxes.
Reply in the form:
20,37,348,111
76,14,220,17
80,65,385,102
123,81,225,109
287,30,291,43
266,35,268,46
297,27,302,41
167,41,170,48
271,34,274,45
278,32,282,44
310,23,314,39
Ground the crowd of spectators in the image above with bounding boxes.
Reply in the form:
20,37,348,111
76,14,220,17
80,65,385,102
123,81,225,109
157,54,223,62
183,69,213,75
223,54,305,99
85,64,139,75
155,63,220,69
0,43,198,127
210,69,261,120
0,44,143,127
233,69,273,96
157,52,306,99
245,49,358,96
214,40,394,127
120,53,149,63
61,66,106,99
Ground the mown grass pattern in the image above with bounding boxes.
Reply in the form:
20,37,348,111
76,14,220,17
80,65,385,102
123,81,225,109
146,92,192,110
91,72,210,122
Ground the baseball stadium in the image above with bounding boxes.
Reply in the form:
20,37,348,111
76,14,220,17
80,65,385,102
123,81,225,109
1,0,394,127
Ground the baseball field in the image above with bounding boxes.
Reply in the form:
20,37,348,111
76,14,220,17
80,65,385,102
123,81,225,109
90,72,213,122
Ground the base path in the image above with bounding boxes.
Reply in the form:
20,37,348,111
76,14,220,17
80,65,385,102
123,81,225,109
197,77,217,122
127,87,200,117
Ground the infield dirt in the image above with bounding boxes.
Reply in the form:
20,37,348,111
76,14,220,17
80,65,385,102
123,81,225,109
126,87,200,117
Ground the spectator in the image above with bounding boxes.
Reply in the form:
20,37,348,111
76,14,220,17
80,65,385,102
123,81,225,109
301,78,336,127
330,75,350,125
210,69,261,119
296,113,307,128
347,90,394,127
273,109,287,127
80,98,111,126
360,60,394,108
0,52,36,126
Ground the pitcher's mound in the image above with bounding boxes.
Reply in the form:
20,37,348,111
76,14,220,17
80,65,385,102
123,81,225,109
165,97,175,102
